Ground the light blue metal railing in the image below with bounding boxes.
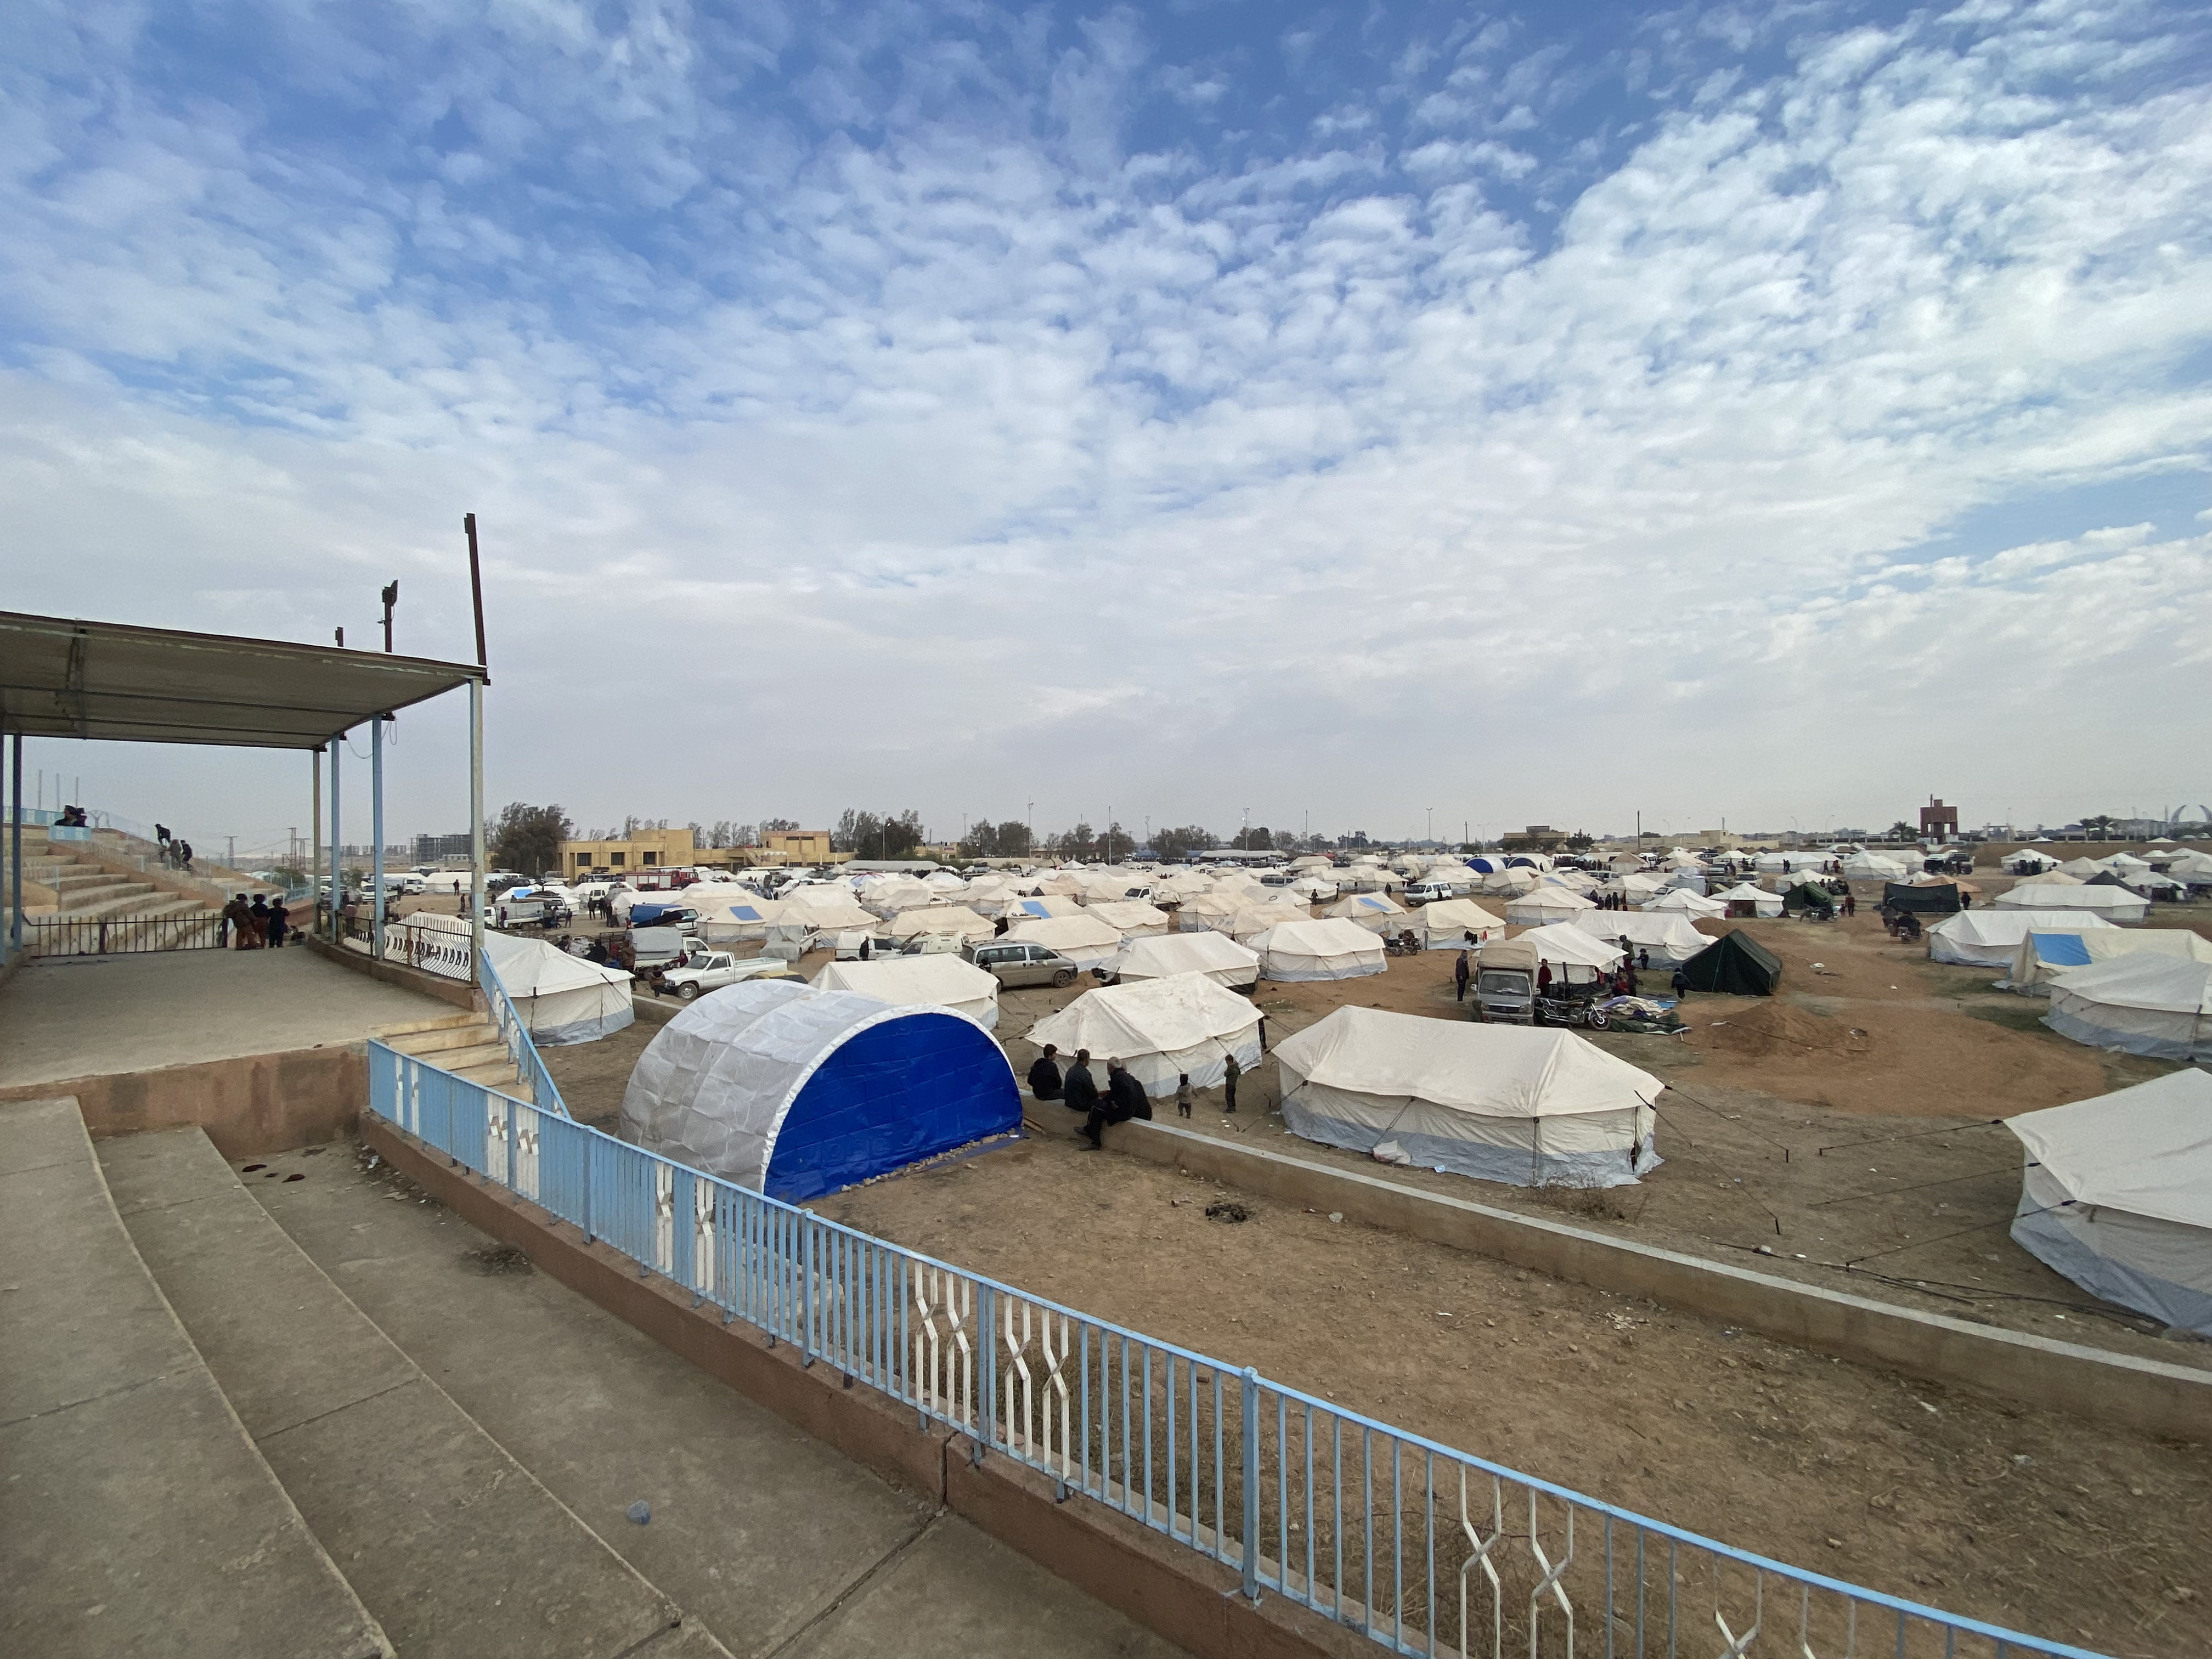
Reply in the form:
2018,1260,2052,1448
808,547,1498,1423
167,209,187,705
366,1040,2108,1659
477,952,569,1120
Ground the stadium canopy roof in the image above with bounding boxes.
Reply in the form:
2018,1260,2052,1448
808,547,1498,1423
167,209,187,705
0,611,484,749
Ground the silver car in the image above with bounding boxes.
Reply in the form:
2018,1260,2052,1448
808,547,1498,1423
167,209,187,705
967,940,1079,988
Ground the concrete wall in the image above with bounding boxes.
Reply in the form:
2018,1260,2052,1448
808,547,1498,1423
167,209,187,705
0,1044,366,1158
363,1116,1373,1659
1097,1119,2212,1442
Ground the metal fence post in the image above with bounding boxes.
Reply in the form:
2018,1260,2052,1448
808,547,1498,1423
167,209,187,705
800,1214,817,1369
1242,1367,1262,1603
581,1135,595,1244
976,1282,998,1464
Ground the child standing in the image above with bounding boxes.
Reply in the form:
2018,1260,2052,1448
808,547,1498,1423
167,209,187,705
1175,1074,1193,1118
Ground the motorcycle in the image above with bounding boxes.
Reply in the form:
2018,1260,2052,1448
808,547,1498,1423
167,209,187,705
1532,996,1610,1030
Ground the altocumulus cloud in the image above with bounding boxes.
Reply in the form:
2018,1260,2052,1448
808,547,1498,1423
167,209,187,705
2,0,2209,845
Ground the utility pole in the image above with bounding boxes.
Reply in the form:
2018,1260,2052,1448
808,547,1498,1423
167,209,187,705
1105,804,1111,863
227,835,235,869
1426,806,1434,846
380,580,399,652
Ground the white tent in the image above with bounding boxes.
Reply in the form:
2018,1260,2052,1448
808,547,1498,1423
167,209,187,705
1992,884,2148,922
1642,889,1727,918
1287,875,1340,901
811,955,1001,1030
479,928,635,1045
620,981,1017,1201
775,887,881,931
882,905,995,943
1323,891,1408,933
1504,888,1594,926
1339,864,1402,893
1567,911,1712,966
1480,867,1541,896
1409,898,1504,951
1604,872,1669,903
2001,849,2061,874
1087,900,1174,938
1753,851,1827,875
1229,902,1314,943
1710,882,1784,918
1512,923,1627,973
2044,955,2212,1060
1274,1008,1663,1188
1926,910,2117,968
690,891,786,944
1106,931,1262,990
2010,870,2083,888
1839,851,1909,880
857,877,939,916
1028,973,1262,1097
2005,927,2212,994
1248,917,1387,981
985,893,1085,923
2008,1069,2212,1336
1001,913,1124,970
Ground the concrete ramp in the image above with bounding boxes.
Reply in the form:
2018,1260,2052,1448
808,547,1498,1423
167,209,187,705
0,1097,390,1659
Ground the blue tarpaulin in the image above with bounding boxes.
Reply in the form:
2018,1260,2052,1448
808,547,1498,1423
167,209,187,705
2028,932,2094,967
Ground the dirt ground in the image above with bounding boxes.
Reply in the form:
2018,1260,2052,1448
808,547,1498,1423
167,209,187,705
532,877,2212,1652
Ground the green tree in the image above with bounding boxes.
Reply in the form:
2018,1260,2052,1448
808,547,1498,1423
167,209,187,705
1230,825,1273,851
489,803,573,875
1150,824,1215,862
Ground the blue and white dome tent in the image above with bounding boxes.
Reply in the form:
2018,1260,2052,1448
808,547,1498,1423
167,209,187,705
619,980,1019,1201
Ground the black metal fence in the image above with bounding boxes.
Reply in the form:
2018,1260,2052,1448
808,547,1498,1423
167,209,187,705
26,914,224,956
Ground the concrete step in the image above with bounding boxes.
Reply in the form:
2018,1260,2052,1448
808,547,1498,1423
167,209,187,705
433,1040,516,1074
372,1012,483,1040
0,1101,392,1659
248,1142,1184,1659
382,1022,502,1058
455,1062,529,1099
99,1128,730,1659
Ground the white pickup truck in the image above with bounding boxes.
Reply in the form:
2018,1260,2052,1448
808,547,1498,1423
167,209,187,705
654,951,800,1001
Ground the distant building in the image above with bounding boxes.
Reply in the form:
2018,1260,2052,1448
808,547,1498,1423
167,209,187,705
763,830,835,862
1918,797,1959,840
557,826,697,877
412,831,473,865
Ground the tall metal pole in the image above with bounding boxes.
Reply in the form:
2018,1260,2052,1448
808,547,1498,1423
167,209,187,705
311,749,322,932
8,735,21,961
330,731,343,940
469,680,486,987
371,715,386,958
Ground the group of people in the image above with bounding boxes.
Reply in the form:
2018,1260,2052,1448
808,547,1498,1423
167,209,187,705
154,823,195,871
1025,1042,1248,1147
218,891,289,950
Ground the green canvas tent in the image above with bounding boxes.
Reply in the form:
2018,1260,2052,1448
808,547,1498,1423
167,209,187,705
1781,881,1834,915
1883,881,1961,915
1678,929,1782,996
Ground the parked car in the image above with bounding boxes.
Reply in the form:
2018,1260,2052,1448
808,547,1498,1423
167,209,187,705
965,940,1079,988
654,950,799,1000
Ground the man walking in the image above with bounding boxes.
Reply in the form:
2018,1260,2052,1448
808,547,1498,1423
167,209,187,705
1454,949,1471,1002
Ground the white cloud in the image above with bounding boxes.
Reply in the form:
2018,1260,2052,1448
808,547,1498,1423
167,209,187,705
1,0,2208,851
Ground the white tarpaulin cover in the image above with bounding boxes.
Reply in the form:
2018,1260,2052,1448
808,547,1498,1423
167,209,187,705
882,905,995,941
620,980,1017,1201
1568,911,1712,965
1504,889,1594,925
2008,1069,2212,1335
1274,1008,1663,1187
1247,917,1386,981
1511,924,1627,970
1002,912,1124,969
1087,900,1174,938
775,888,881,930
1840,853,1910,879
1926,909,2115,968
1710,882,1784,917
1108,931,1261,989
481,928,636,1045
2005,926,2212,992
1409,897,1503,950
1993,884,2148,921
1643,888,1727,917
811,955,1002,1029
2044,954,2212,1060
1027,973,1262,1096
1324,892,1407,932
1229,902,1314,943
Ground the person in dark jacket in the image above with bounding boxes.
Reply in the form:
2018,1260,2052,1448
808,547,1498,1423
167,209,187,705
266,897,290,949
1222,1051,1241,1113
1026,1043,1064,1102
1061,1049,1098,1116
1454,950,1471,1002
1081,1058,1152,1148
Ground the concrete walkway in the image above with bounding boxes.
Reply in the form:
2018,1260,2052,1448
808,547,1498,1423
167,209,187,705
247,1138,1187,1659
0,1099,388,1659
0,949,455,1085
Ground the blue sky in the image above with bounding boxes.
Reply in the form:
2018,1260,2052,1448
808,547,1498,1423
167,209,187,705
5,1,2211,855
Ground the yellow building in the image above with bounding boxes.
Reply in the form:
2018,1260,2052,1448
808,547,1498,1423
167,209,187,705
762,830,836,862
558,826,697,877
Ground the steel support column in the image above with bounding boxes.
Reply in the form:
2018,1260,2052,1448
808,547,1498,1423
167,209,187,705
371,716,386,957
469,679,484,986
310,746,322,936
8,735,21,961
329,730,343,940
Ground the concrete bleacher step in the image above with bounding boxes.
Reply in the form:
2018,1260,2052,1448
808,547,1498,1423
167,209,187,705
0,1099,392,1659
99,1127,730,1659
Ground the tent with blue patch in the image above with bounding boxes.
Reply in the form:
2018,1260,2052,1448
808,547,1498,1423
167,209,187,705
619,980,1019,1201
